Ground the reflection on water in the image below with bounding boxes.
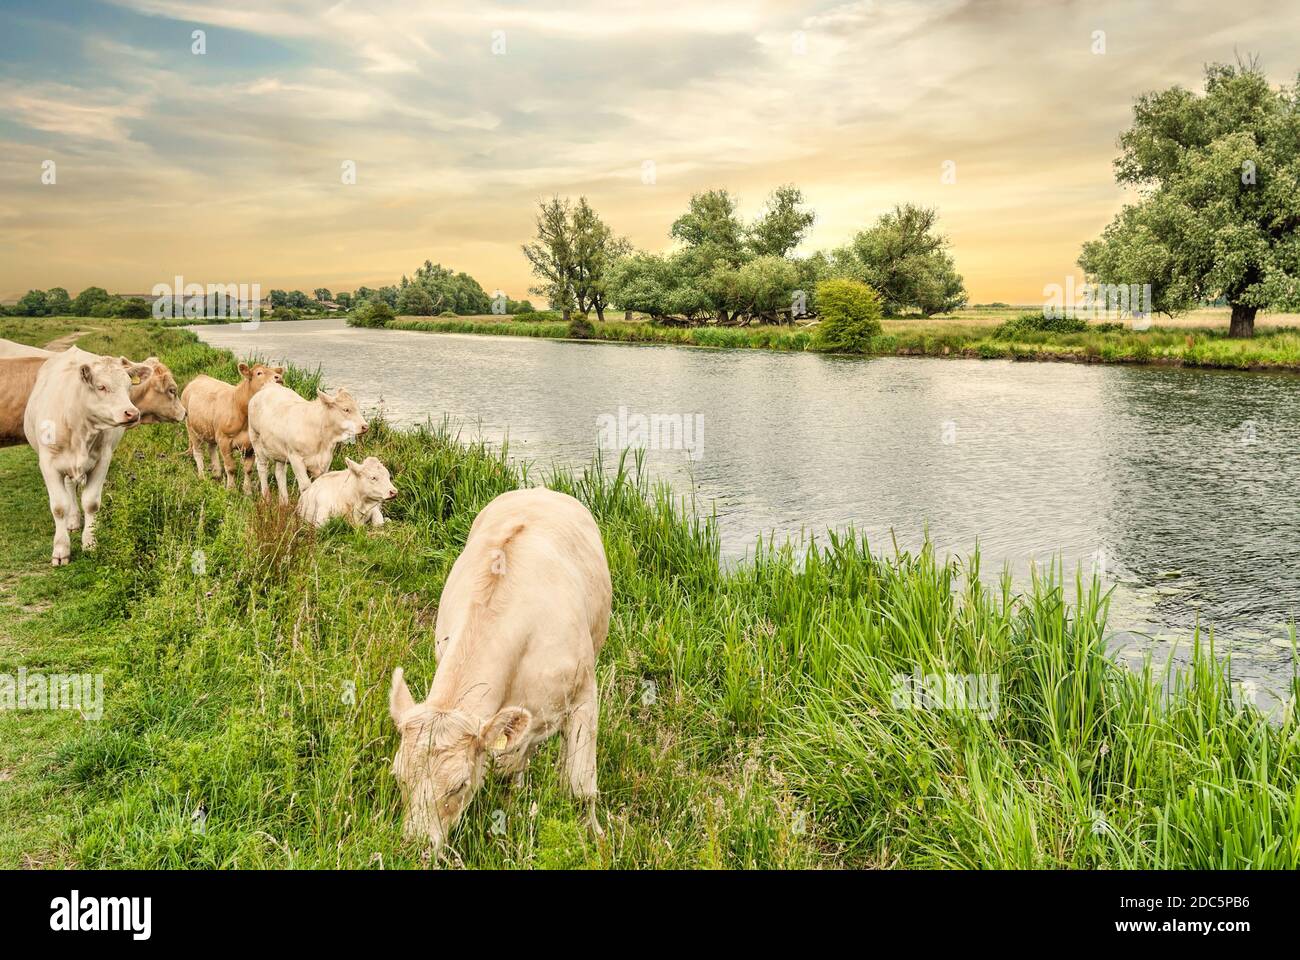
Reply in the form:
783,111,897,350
192,318,1300,695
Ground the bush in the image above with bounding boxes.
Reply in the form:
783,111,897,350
813,278,883,353
347,301,395,328
438,309,458,318
993,312,1089,338
568,313,596,339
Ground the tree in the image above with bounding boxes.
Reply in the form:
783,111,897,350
314,288,332,303
71,286,111,316
832,205,967,316
15,289,49,316
814,278,883,353
522,197,579,319
704,256,800,325
286,290,310,309
396,284,435,316
1079,60,1300,337
670,189,746,267
45,287,72,315
336,292,353,309
570,198,630,321
747,185,816,258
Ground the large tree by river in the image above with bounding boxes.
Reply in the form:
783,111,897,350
1080,60,1300,338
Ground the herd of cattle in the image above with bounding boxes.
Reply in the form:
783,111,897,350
0,335,614,851
0,337,396,564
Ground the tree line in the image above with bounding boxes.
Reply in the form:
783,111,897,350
520,187,968,327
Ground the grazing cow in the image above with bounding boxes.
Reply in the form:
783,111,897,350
23,348,154,565
295,455,397,527
389,487,612,854
0,338,52,360
182,362,284,492
247,383,368,504
0,356,49,447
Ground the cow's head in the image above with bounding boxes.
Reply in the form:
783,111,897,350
345,455,397,503
80,355,151,428
318,387,368,442
389,668,531,854
237,362,285,392
129,357,186,424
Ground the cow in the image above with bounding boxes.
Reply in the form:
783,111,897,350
0,338,52,360
295,455,397,527
23,348,155,565
389,487,612,855
181,362,284,493
0,356,49,447
247,383,368,504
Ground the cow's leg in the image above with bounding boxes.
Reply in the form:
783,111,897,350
41,462,74,566
255,451,271,500
240,450,256,495
288,453,312,497
274,460,290,505
186,424,206,478
63,476,82,532
79,452,113,551
562,676,602,836
367,505,385,527
216,435,238,490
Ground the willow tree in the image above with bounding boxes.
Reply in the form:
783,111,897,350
1080,61,1300,337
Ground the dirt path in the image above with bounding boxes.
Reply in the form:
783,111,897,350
42,330,92,351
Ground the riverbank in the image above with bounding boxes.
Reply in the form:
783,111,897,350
386,310,1300,372
2,316,1298,868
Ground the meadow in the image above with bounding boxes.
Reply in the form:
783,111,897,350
1,316,1298,869
387,307,1300,372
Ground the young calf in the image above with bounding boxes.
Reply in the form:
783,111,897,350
295,456,397,526
389,487,612,855
182,362,284,492
247,383,367,503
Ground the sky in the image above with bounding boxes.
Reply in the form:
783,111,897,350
2,0,1299,304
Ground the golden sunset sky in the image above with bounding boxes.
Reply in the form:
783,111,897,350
2,0,1298,304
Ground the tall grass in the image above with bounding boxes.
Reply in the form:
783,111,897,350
12,322,1299,868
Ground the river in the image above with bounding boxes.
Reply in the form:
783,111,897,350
192,317,1300,700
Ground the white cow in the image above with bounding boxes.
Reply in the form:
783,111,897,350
0,338,52,360
246,383,368,504
295,455,397,527
389,487,612,855
23,348,154,565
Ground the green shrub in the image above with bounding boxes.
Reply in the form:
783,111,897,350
993,312,1089,338
813,278,883,353
568,312,596,339
347,301,395,328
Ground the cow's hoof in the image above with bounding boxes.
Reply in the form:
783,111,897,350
81,535,96,551
51,554,70,567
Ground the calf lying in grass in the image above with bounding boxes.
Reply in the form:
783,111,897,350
295,455,396,526
389,487,612,857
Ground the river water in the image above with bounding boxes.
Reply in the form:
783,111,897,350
192,318,1300,699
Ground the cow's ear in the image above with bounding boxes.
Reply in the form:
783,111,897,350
318,390,336,406
125,363,153,383
390,668,416,725
237,362,251,378
345,457,363,474
273,366,285,375
80,364,93,384
480,707,531,754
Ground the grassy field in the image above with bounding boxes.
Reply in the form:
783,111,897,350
2,316,1298,868
386,307,1300,372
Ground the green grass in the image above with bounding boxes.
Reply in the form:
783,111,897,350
386,314,1300,371
2,317,1298,868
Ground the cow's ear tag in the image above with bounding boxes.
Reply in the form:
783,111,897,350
130,375,141,385
491,735,508,751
